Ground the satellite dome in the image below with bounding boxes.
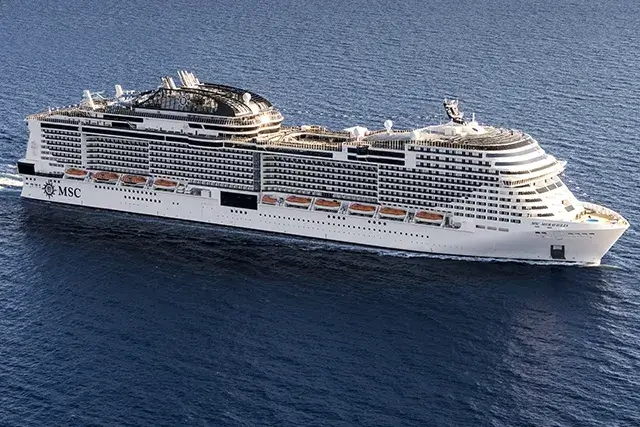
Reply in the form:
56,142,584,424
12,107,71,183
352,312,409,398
384,120,393,132
242,92,252,103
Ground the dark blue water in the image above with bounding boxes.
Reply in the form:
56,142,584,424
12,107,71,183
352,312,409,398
1,0,639,425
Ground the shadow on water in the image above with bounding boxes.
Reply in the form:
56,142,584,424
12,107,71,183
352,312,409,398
5,196,635,425
15,198,622,345
17,198,612,285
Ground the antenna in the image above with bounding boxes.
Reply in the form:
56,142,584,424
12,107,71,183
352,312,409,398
187,71,198,86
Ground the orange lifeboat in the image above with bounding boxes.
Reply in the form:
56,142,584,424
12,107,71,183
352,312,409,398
314,199,341,211
348,203,376,216
122,174,147,186
153,178,178,190
379,206,407,220
415,211,444,223
285,195,312,208
93,171,120,183
65,168,88,179
262,194,278,205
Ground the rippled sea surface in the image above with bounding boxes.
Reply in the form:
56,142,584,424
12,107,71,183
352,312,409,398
1,0,639,425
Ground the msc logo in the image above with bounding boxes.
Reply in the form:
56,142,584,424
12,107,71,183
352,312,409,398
42,181,56,199
42,180,81,199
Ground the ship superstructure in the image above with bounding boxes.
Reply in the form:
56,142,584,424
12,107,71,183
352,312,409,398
18,72,629,264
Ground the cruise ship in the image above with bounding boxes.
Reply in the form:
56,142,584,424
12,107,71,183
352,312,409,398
17,71,629,264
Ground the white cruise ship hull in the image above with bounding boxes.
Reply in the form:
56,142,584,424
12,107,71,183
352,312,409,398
21,175,627,265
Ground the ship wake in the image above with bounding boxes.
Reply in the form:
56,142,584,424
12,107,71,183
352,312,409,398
0,166,23,190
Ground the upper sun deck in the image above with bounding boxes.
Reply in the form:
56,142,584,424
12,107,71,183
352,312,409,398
362,122,534,151
131,84,274,118
26,71,535,154
27,70,283,126
253,120,535,153
129,71,276,118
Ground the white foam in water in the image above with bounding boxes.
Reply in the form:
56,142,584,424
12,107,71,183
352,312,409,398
285,235,607,267
0,176,23,188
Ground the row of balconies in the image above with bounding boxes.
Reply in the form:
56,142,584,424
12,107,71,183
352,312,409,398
263,169,377,182
151,152,253,165
150,147,253,161
151,169,253,185
262,177,376,191
416,154,490,167
86,148,148,157
86,144,148,153
149,160,252,173
262,185,378,202
87,155,148,165
262,161,377,176
409,145,488,158
87,137,148,147
265,156,375,171
86,161,148,173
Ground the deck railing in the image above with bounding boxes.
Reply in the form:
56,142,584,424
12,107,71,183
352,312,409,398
581,202,626,222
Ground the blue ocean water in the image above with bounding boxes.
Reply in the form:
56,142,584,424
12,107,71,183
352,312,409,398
1,0,639,425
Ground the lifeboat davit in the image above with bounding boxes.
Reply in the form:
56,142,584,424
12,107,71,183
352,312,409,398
92,171,120,183
314,199,341,211
65,168,88,179
415,211,444,223
122,174,147,187
262,194,278,205
285,195,312,208
379,206,407,220
153,178,178,190
348,203,376,216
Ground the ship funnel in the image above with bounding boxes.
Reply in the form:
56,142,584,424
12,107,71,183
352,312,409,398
187,71,198,87
443,99,465,124
177,70,193,88
83,89,96,110
177,70,186,87
177,71,199,88
115,84,124,98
